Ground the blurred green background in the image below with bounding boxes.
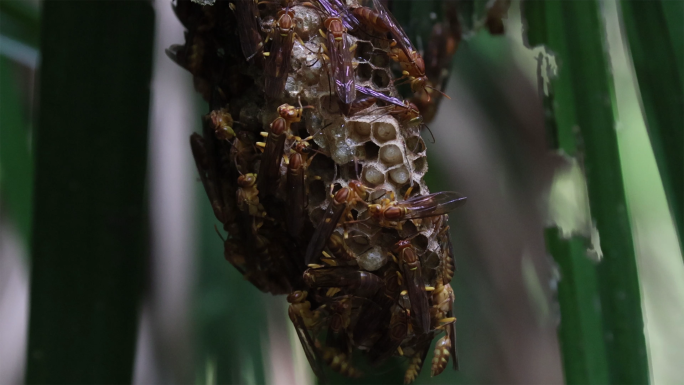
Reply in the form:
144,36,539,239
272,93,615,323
0,0,681,384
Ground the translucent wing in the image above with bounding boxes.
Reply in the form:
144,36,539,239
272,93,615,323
256,129,286,197
447,307,459,370
401,247,431,335
318,0,360,31
355,85,406,109
234,0,263,61
371,0,416,57
328,32,356,104
265,29,294,98
288,307,327,381
304,200,346,264
401,191,467,219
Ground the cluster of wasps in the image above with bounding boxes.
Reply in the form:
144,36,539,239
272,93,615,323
168,0,471,382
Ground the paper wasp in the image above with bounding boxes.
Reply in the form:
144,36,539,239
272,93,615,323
430,282,458,375
368,305,409,365
304,181,371,265
393,240,430,335
354,86,433,140
208,108,236,141
303,267,382,298
286,152,306,238
230,0,265,63
264,6,298,98
404,343,431,384
354,0,449,101
287,291,327,382
368,190,467,229
257,102,311,197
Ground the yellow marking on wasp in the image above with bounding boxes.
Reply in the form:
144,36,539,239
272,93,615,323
400,290,408,296
397,346,404,356
425,286,435,291
260,131,269,137
440,317,456,324
308,263,325,269
326,287,341,297
263,52,270,57
322,251,334,259
410,267,418,271
256,142,266,148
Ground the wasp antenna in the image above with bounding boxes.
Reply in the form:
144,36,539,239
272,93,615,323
423,123,435,143
427,85,451,100
213,224,226,242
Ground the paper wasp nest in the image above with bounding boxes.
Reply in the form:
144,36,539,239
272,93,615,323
169,0,465,382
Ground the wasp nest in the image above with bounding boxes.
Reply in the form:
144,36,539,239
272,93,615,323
169,0,466,382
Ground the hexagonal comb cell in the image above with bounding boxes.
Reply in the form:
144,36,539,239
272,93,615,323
379,144,403,166
363,141,380,162
413,156,427,174
372,69,390,88
406,136,426,154
389,166,410,185
355,41,373,61
363,165,385,186
349,120,371,142
370,51,389,67
372,121,397,143
357,63,372,81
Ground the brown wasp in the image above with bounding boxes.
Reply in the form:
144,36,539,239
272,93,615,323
287,291,327,381
437,222,456,284
368,190,467,229
319,296,363,378
264,6,298,98
393,240,430,335
430,282,458,375
404,343,431,384
319,0,360,31
286,152,306,238
355,0,449,101
354,86,433,140
304,180,372,265
303,267,382,298
236,173,265,221
256,112,288,197
369,305,409,365
208,108,236,141
324,16,357,112
257,102,311,197
350,2,390,34
230,0,265,62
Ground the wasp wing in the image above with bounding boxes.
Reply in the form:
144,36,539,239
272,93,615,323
402,259,430,335
265,30,294,98
328,32,356,105
318,0,360,31
257,131,286,197
355,85,406,109
402,191,467,219
234,0,263,61
288,306,327,382
304,201,346,265
371,0,416,58
447,307,459,370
